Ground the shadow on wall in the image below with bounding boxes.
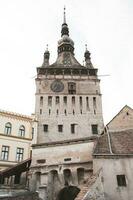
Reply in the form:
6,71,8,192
57,185,80,200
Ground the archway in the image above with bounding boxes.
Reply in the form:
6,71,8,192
57,185,80,200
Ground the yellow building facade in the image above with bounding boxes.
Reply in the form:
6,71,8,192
0,110,37,171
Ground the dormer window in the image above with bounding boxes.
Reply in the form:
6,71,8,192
68,82,76,94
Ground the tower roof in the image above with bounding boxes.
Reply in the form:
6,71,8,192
37,9,98,76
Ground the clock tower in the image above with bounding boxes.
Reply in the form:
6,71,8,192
30,8,104,200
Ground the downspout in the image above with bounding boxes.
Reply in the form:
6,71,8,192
106,126,113,154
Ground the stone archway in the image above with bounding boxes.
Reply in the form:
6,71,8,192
57,185,80,200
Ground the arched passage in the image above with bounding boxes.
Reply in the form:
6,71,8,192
57,186,80,200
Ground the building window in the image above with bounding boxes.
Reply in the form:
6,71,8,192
48,96,52,106
18,125,25,137
58,125,63,132
16,148,24,162
79,96,82,107
32,127,34,139
63,96,67,105
40,96,43,106
49,109,51,115
68,82,76,94
43,124,48,132
40,109,42,114
64,158,71,162
93,97,96,109
64,109,67,115
117,175,127,187
86,97,89,110
71,124,76,134
56,96,60,104
72,96,75,105
4,122,12,135
91,124,98,134
1,146,9,160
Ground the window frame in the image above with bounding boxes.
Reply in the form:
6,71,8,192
4,122,12,135
91,124,98,134
1,146,9,161
117,175,127,187
18,125,25,137
43,124,48,132
16,147,24,162
58,125,63,132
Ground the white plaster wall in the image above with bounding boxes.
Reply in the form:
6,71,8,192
35,75,104,143
93,158,133,200
32,141,94,167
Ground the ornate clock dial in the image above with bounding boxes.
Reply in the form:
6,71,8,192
51,80,64,92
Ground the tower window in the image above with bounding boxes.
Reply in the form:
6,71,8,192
68,82,76,94
117,175,127,187
72,96,75,105
86,97,89,110
71,124,76,134
56,96,60,104
48,96,52,106
91,124,98,134
4,122,12,135
64,109,67,115
58,125,63,132
80,96,82,107
1,146,9,160
40,109,42,114
40,96,43,106
43,124,48,132
63,96,67,105
93,97,96,109
56,109,59,115
49,109,51,115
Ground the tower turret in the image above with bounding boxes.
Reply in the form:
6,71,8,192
42,44,50,67
84,44,93,68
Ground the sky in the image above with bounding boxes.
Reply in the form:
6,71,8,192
0,0,132,124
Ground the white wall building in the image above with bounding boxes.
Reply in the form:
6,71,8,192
0,110,37,171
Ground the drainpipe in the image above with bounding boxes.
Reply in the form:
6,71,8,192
106,126,113,155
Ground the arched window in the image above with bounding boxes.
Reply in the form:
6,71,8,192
4,122,12,135
19,125,25,137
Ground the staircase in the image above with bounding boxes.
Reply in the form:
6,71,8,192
75,169,101,200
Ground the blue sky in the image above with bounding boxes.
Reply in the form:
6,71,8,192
0,0,132,124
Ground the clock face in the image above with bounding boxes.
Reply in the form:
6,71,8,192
51,80,64,92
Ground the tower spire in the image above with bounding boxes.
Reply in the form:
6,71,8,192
61,7,69,36
63,6,66,24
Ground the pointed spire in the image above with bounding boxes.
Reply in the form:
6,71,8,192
63,6,66,24
61,7,69,36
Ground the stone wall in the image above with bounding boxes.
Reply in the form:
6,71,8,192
0,192,41,200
